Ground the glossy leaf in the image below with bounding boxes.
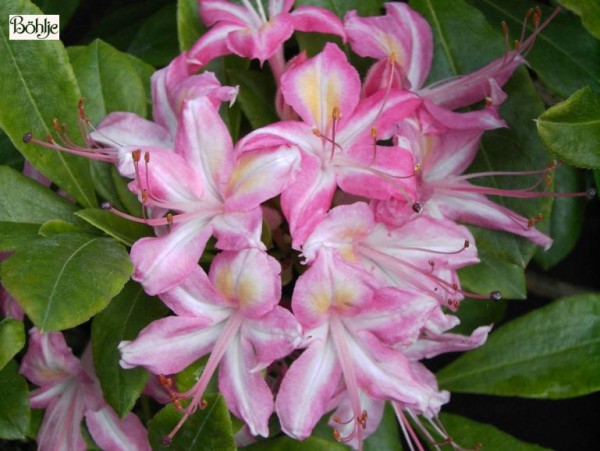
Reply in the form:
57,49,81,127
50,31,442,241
537,86,600,169
438,413,550,450
0,222,40,252
92,281,167,418
534,165,586,270
68,39,150,123
467,0,600,98
128,3,180,67
296,0,386,18
38,219,83,236
412,0,504,83
437,294,600,398
1,233,132,331
76,208,152,246
178,0,205,51
228,69,278,129
248,436,346,451
0,319,25,371
558,0,600,39
0,360,30,440
0,166,79,225
0,0,96,208
148,394,236,450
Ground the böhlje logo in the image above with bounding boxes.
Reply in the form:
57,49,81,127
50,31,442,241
9,15,60,40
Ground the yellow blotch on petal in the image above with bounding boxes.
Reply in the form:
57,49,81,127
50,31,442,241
236,277,259,307
215,269,235,300
297,67,344,132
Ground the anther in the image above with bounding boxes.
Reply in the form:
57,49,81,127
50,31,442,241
23,132,32,143
144,151,150,164
166,213,174,226
78,97,86,120
501,20,508,34
464,240,470,248
370,126,378,139
490,290,502,301
132,149,141,162
52,118,60,131
312,128,322,137
161,436,172,446
200,399,208,409
332,106,341,120
412,202,423,213
101,201,112,210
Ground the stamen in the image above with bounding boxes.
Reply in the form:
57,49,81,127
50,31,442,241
412,202,423,213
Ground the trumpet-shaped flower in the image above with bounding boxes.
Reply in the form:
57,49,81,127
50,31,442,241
371,118,555,248
301,202,482,309
112,96,300,295
189,0,346,69
19,328,149,451
345,3,558,111
119,249,302,440
238,43,421,246
276,251,449,449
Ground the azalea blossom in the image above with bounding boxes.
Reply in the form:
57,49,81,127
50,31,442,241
276,251,451,449
301,202,484,309
119,249,302,441
189,0,346,76
19,328,150,451
238,43,421,246
345,2,559,110
371,117,556,248
108,96,300,295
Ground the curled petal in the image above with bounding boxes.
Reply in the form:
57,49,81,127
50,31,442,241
119,316,224,374
227,16,295,63
131,219,213,295
290,6,347,41
90,112,173,150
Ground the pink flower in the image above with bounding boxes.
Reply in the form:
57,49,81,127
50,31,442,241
371,117,555,248
276,251,449,449
345,3,558,111
19,328,149,451
238,43,421,246
301,202,483,309
189,0,346,68
111,96,300,295
119,249,301,440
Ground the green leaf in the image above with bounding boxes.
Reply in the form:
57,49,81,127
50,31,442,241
92,281,167,417
296,0,386,18
148,394,236,450
67,39,149,123
0,319,25,371
248,436,346,451
537,86,600,169
411,0,504,83
0,0,97,208
228,69,279,129
1,233,132,331
534,165,586,270
38,219,84,236
178,0,205,51
451,297,506,336
0,166,79,224
76,208,152,246
437,413,550,450
128,3,180,67
0,222,40,252
558,0,600,39
437,293,600,398
466,0,600,98
0,360,30,440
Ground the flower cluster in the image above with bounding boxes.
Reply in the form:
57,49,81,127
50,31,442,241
21,1,581,449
